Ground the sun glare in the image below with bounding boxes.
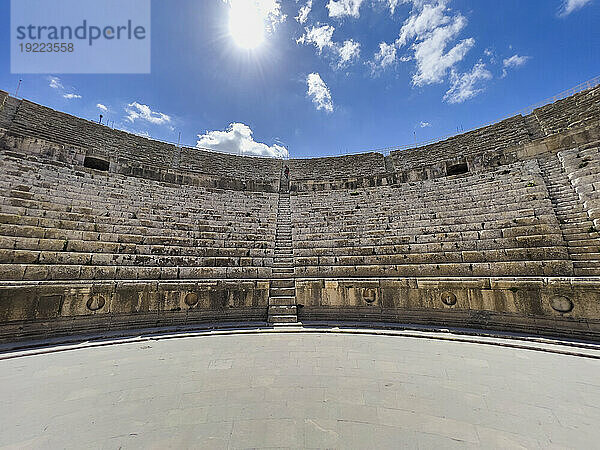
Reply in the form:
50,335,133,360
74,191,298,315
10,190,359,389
229,1,265,49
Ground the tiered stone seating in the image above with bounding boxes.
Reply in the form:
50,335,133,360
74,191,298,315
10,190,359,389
291,161,572,277
389,116,533,172
560,145,600,228
0,151,277,281
0,92,20,129
4,98,281,182
288,153,387,180
534,86,600,136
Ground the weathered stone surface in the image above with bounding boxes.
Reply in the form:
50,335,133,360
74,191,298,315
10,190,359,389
0,85,600,341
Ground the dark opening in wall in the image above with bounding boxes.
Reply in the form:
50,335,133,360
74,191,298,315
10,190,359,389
84,156,110,172
447,163,469,176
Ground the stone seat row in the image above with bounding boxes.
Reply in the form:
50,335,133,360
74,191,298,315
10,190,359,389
1,195,276,228
291,173,544,203
0,249,273,268
0,236,273,258
292,204,554,231
0,180,278,213
290,177,546,210
293,246,569,266
0,206,275,238
0,263,271,282
0,210,274,240
1,200,276,234
292,210,559,238
294,260,572,278
292,233,566,255
0,173,278,217
1,153,280,202
0,223,274,251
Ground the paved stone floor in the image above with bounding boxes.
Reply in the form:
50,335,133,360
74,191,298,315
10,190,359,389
1,331,599,449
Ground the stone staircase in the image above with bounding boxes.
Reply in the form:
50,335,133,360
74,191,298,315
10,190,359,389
268,172,298,324
539,154,600,276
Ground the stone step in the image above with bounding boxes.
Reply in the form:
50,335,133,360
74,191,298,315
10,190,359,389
272,267,294,274
571,253,600,260
561,225,597,234
574,267,600,276
269,296,297,306
565,232,600,241
568,246,600,255
568,240,600,248
573,260,600,268
268,305,297,315
268,315,298,324
274,256,293,263
555,211,590,219
270,286,295,296
270,278,295,288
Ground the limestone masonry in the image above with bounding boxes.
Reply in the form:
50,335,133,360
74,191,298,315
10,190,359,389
0,84,599,341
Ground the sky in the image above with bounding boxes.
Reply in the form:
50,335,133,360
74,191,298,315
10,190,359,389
0,0,599,159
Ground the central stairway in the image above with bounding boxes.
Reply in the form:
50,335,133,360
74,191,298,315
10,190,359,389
268,170,298,324
539,154,600,276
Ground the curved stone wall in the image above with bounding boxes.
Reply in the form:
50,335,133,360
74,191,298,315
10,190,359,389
1,84,600,343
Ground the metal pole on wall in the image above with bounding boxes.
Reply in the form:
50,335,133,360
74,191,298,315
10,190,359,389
15,80,22,97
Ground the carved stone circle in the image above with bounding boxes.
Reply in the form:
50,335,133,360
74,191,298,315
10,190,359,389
363,288,376,304
441,292,457,306
550,296,574,313
185,292,199,307
86,295,106,311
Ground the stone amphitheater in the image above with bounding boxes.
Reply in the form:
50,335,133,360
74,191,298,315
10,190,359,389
1,85,600,448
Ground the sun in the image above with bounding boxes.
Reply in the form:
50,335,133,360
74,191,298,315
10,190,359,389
229,1,265,49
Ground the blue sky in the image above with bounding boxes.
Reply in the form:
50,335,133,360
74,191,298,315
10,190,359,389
1,0,599,158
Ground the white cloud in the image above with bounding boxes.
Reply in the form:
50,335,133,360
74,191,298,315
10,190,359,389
444,62,492,104
327,0,365,18
125,102,171,126
48,76,63,90
338,39,361,68
369,42,398,74
503,54,530,69
196,123,288,158
388,0,400,14
306,73,334,113
396,0,475,87
297,24,361,69
97,103,108,112
501,53,530,78
559,0,592,16
49,76,81,99
295,0,312,24
420,121,431,128
297,24,335,53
